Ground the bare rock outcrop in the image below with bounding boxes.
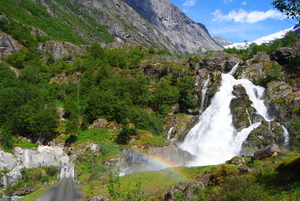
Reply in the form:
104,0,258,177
198,52,240,72
0,35,22,58
13,146,70,168
38,41,86,61
0,151,18,171
253,144,281,160
0,165,24,187
0,145,71,187
88,195,110,201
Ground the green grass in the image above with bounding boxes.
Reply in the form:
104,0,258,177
129,135,169,148
13,138,39,148
77,128,116,143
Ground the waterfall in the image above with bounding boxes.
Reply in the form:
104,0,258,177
167,127,173,140
179,63,272,166
199,75,210,114
281,125,290,147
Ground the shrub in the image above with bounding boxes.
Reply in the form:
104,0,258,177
77,129,115,143
41,174,50,183
32,170,43,181
220,176,267,201
45,165,58,176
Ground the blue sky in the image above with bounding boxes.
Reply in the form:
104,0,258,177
170,0,298,43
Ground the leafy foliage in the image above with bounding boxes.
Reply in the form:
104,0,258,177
272,0,300,20
108,171,145,201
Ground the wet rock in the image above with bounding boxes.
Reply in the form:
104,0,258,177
230,84,256,132
165,115,198,142
241,122,286,156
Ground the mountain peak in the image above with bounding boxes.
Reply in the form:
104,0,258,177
123,0,223,54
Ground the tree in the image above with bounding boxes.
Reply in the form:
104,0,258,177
15,99,59,143
64,97,80,134
272,0,300,21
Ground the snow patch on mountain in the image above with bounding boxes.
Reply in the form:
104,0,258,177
224,26,296,49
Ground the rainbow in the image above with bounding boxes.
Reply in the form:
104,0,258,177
120,150,189,181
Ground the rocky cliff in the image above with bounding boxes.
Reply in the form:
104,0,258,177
35,0,180,53
123,0,223,54
2,0,222,55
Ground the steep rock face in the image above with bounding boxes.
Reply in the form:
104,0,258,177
123,0,223,54
266,81,297,122
34,0,179,54
212,36,233,47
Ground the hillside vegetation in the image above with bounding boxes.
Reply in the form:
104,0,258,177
0,3,300,200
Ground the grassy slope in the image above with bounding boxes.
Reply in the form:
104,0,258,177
77,152,300,200
0,0,114,44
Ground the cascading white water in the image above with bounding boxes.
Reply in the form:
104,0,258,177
281,125,290,147
179,64,273,166
167,127,173,140
199,75,210,114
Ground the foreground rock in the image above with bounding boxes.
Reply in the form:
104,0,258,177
253,144,281,160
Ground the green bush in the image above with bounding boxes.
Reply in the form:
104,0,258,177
77,129,115,143
45,166,58,176
41,174,50,183
220,176,267,201
33,170,43,181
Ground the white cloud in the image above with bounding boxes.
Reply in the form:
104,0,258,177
241,1,247,6
183,0,197,6
223,0,233,3
212,9,286,23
